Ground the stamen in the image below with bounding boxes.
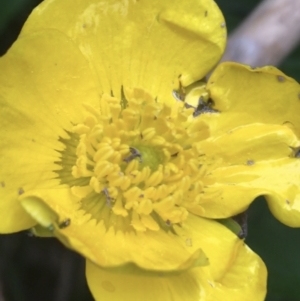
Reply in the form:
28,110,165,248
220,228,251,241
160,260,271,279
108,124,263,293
56,88,215,232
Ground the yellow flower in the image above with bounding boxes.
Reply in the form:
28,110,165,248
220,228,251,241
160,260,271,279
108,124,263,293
5,0,300,299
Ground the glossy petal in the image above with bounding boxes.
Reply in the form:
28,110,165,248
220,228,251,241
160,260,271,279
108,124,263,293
194,121,300,224
86,216,266,301
22,189,208,271
86,261,211,301
207,62,300,134
20,0,226,102
209,158,300,227
19,191,244,271
0,30,99,232
200,123,299,165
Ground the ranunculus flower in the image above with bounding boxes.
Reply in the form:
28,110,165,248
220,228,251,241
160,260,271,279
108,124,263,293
2,0,300,300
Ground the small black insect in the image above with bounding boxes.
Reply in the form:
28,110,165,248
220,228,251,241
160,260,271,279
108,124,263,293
102,187,114,207
59,218,71,229
295,149,300,158
193,96,218,117
123,147,142,163
166,219,172,227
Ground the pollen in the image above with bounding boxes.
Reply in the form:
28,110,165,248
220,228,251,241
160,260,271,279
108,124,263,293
58,88,215,232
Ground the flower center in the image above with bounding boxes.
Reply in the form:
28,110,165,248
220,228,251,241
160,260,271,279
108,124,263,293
57,88,215,232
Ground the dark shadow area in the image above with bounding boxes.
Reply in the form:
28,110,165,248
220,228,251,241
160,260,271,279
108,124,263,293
0,232,93,301
246,198,300,301
0,0,42,55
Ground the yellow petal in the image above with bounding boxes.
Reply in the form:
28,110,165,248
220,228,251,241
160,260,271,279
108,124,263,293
173,214,253,281
20,188,212,271
205,243,266,301
192,122,300,225
20,188,267,289
0,184,36,232
21,196,59,229
86,260,210,301
21,0,226,102
205,158,300,227
86,216,266,301
199,122,299,165
0,30,99,232
207,62,300,133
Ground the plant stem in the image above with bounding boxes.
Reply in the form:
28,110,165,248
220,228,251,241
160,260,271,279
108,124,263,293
221,0,300,66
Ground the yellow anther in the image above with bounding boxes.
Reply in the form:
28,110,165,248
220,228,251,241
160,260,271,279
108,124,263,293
123,186,143,201
164,170,184,182
136,198,153,215
186,159,198,174
172,190,184,205
76,137,87,156
144,170,163,187
84,115,98,129
108,172,128,188
71,166,80,178
74,156,92,177
142,128,156,141
94,161,115,178
101,137,112,144
124,199,138,210
150,136,166,146
176,154,187,169
140,214,159,231
131,166,151,184
112,197,128,217
83,102,101,119
89,124,103,141
73,124,90,134
110,151,121,164
178,176,191,192
143,187,156,199
110,102,122,122
124,159,139,174
154,197,174,212
168,207,189,223
159,184,174,199
106,186,118,199
111,138,121,149
71,185,93,198
119,144,130,155
164,162,178,175
162,148,171,160
186,204,205,216
131,211,146,232
90,176,104,193
94,145,114,162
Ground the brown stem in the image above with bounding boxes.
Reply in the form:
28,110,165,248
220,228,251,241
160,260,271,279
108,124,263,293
221,0,300,66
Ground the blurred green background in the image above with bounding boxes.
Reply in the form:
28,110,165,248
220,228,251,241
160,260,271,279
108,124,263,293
1,0,300,300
